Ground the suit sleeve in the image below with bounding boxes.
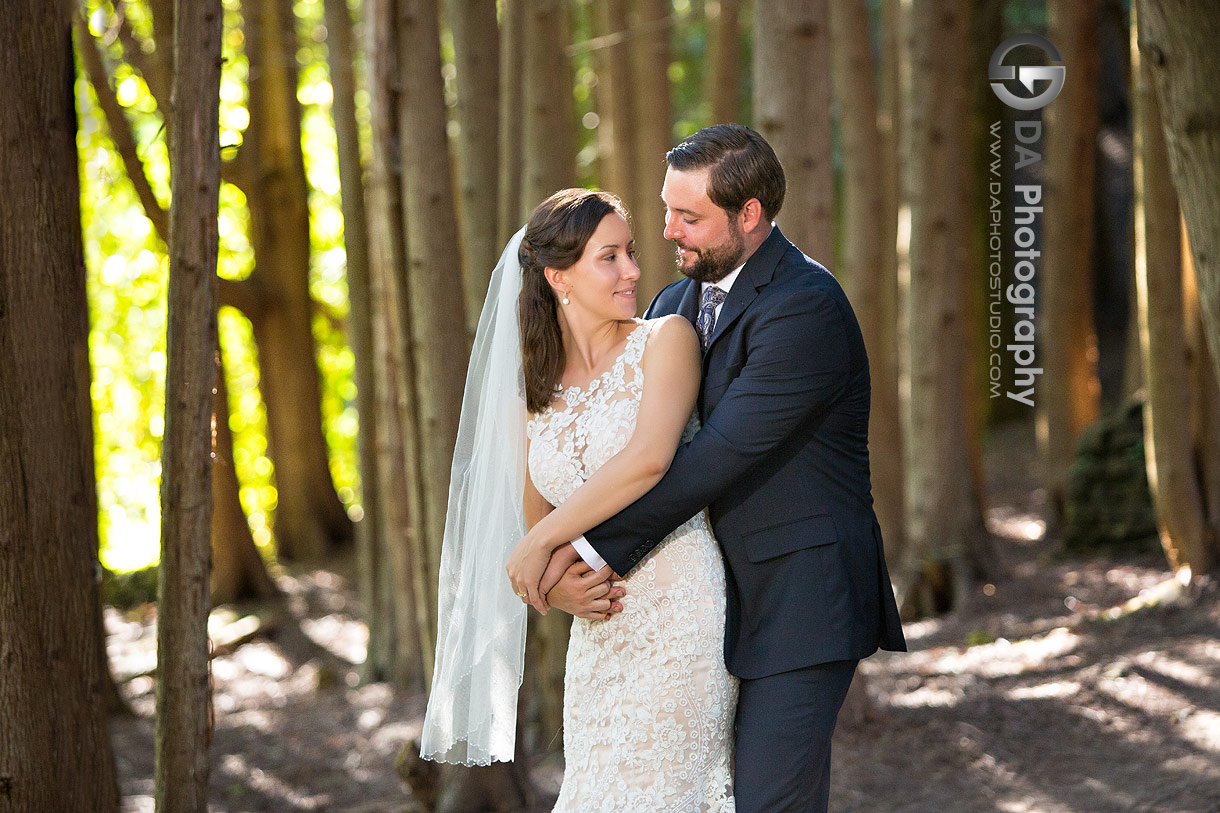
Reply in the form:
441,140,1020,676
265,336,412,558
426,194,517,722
584,287,855,576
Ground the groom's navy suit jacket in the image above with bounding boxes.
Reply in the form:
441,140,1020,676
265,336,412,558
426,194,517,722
584,225,907,679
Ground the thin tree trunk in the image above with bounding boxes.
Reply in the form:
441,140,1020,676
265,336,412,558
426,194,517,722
1138,0,1220,402
705,0,740,125
831,0,905,571
593,0,636,207
0,3,120,807
243,0,353,562
211,355,279,604
444,0,500,331
523,0,577,209
901,0,984,615
323,0,385,632
753,0,833,257
363,0,427,690
155,0,223,805
397,0,471,684
631,0,676,304
498,0,525,245
1041,0,1102,522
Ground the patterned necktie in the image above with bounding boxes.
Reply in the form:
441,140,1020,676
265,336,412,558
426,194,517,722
697,285,728,350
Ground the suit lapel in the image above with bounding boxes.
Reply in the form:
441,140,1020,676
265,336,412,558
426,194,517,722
704,225,790,355
675,276,701,325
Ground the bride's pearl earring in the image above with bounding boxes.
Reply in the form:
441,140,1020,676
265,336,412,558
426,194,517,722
562,294,570,305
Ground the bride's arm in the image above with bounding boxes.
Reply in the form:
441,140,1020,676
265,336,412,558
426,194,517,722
507,316,701,608
522,435,555,531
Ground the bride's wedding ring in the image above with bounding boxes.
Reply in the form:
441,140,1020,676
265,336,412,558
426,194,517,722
517,591,528,599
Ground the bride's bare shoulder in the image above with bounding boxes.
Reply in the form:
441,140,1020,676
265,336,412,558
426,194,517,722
642,315,698,355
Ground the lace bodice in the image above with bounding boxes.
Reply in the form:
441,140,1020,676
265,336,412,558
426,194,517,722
526,318,736,812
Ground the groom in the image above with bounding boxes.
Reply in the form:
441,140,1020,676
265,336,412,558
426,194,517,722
547,123,907,811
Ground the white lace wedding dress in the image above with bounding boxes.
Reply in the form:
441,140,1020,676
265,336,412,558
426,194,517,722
527,318,738,812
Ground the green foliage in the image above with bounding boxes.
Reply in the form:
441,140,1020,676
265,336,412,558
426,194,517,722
79,0,359,573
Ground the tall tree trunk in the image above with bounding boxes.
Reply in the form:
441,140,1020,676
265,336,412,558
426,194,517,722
523,0,577,209
594,0,637,208
1133,18,1212,577
155,0,223,806
1184,236,1220,557
397,0,470,682
364,0,428,691
1041,0,1102,522
631,0,676,304
498,0,526,245
444,0,500,331
322,0,385,633
0,3,120,807
705,0,741,125
831,0,905,570
901,0,985,616
1138,0,1220,400
243,0,353,562
753,0,833,258
211,355,279,604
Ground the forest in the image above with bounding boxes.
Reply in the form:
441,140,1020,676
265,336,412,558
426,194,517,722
2,0,1219,810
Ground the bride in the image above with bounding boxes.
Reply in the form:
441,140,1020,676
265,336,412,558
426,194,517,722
421,188,737,811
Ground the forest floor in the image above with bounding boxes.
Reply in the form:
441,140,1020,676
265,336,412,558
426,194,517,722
108,417,1220,812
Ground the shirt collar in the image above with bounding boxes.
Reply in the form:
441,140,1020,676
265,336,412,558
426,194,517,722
702,262,745,297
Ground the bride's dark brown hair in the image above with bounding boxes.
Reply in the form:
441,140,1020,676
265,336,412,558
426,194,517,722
519,188,628,414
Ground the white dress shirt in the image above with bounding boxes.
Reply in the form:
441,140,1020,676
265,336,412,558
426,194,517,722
570,261,747,573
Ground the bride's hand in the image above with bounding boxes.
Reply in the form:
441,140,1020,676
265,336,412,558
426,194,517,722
507,529,555,614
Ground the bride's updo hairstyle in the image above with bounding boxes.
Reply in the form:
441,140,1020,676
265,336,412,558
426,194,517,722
519,188,627,414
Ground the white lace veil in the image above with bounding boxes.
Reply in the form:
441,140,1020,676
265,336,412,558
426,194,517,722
420,226,530,765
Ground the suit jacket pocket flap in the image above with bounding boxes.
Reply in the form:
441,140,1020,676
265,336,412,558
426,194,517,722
745,513,837,563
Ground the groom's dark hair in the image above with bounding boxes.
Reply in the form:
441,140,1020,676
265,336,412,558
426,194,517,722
666,124,786,222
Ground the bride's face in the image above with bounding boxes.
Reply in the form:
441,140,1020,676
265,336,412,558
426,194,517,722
555,213,640,320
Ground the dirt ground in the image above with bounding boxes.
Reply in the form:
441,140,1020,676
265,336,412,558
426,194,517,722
108,418,1220,811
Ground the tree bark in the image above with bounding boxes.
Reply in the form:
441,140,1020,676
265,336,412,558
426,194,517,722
831,0,905,570
1041,0,1102,522
243,0,353,562
397,0,471,683
523,0,577,210
705,0,740,125
323,0,386,637
154,0,223,806
498,0,526,245
901,0,985,615
753,0,833,258
0,3,120,807
631,0,676,304
443,0,500,332
1138,0,1220,402
593,0,636,208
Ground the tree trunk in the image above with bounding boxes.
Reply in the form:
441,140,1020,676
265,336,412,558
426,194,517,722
211,354,279,604
1138,0,1220,402
363,0,427,691
631,0,676,304
323,0,386,641
705,0,741,125
243,0,353,562
498,0,526,245
523,0,577,210
0,3,120,807
831,0,905,571
1184,238,1220,555
593,0,637,208
444,0,500,332
1041,0,1102,522
901,0,985,616
397,0,471,683
155,0,223,806
753,0,833,258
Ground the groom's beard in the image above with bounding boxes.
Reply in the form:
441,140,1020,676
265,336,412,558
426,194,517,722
675,224,746,283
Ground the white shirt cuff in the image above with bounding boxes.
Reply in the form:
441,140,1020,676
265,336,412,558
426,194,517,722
571,535,608,571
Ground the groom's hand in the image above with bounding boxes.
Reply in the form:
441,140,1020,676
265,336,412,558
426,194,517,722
545,561,626,621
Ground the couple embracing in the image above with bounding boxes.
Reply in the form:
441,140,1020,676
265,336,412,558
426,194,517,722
420,124,907,812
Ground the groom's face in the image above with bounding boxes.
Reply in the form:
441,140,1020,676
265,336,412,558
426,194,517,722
661,167,746,284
